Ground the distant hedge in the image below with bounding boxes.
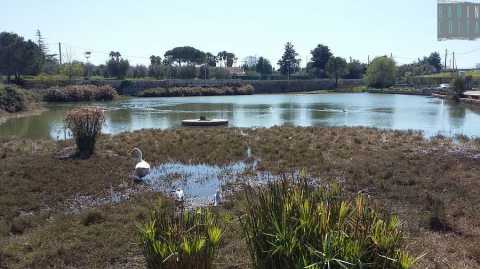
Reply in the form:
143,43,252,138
137,84,254,97
44,85,118,102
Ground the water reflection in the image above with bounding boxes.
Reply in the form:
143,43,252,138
2,93,480,139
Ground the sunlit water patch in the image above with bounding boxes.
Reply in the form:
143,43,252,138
143,161,257,206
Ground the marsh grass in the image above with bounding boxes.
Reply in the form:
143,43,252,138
139,201,224,269
241,176,417,269
137,84,254,97
65,107,105,158
44,85,118,102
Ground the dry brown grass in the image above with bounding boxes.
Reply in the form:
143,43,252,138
44,85,118,102
0,127,479,268
137,85,254,97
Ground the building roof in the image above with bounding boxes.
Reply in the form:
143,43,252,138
464,91,480,97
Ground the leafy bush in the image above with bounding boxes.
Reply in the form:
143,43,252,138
0,85,27,112
65,107,105,158
0,85,38,113
366,56,396,88
176,65,197,79
451,76,466,96
45,85,118,102
139,201,223,269
138,84,254,97
240,177,418,269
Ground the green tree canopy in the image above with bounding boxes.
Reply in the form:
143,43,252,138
206,53,217,67
106,51,129,79
255,57,273,77
148,55,165,79
426,52,442,72
277,42,300,77
0,32,43,82
164,46,206,66
345,60,366,79
308,44,332,78
365,56,397,88
326,57,348,87
216,51,236,67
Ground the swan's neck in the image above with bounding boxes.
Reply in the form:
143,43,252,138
134,148,143,162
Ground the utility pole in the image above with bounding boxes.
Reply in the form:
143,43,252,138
444,49,448,71
453,51,456,71
58,42,62,65
367,55,370,65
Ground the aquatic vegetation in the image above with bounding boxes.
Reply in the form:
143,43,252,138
139,201,223,269
44,84,118,102
65,107,105,158
137,84,254,97
241,177,417,268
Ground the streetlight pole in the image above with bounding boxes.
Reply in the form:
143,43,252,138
84,51,91,79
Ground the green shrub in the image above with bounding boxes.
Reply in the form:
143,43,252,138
65,107,105,158
45,85,118,102
451,77,466,96
366,56,396,88
139,201,223,269
240,177,418,269
0,85,36,113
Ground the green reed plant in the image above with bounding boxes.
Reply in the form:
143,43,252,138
139,201,223,269
240,176,418,269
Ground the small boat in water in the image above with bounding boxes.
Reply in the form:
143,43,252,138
182,116,228,127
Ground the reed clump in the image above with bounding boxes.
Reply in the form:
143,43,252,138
65,107,105,158
139,201,223,269
241,177,417,269
138,84,254,97
45,85,118,102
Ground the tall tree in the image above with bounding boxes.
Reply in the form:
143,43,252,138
0,32,43,82
325,57,348,87
255,57,273,77
164,46,205,66
427,52,442,72
148,55,164,79
35,30,48,57
308,44,332,78
206,52,217,67
277,42,300,77
365,56,396,88
217,51,236,67
345,59,366,79
106,51,129,79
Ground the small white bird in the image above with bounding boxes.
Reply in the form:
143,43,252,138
132,148,150,179
213,189,222,206
174,188,185,202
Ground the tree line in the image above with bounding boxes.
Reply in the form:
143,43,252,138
0,31,445,86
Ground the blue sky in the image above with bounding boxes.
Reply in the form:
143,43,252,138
3,0,480,68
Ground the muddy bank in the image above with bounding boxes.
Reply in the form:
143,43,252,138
1,127,479,268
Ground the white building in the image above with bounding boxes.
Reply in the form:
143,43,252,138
243,56,258,67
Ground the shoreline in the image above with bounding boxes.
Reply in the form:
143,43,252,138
0,105,47,125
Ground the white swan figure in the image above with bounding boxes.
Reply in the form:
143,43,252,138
174,188,185,202
132,148,150,179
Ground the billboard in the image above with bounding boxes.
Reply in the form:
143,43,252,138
438,0,480,40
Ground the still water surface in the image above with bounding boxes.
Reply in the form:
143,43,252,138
2,93,480,139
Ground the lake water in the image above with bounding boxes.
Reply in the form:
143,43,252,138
2,93,480,139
